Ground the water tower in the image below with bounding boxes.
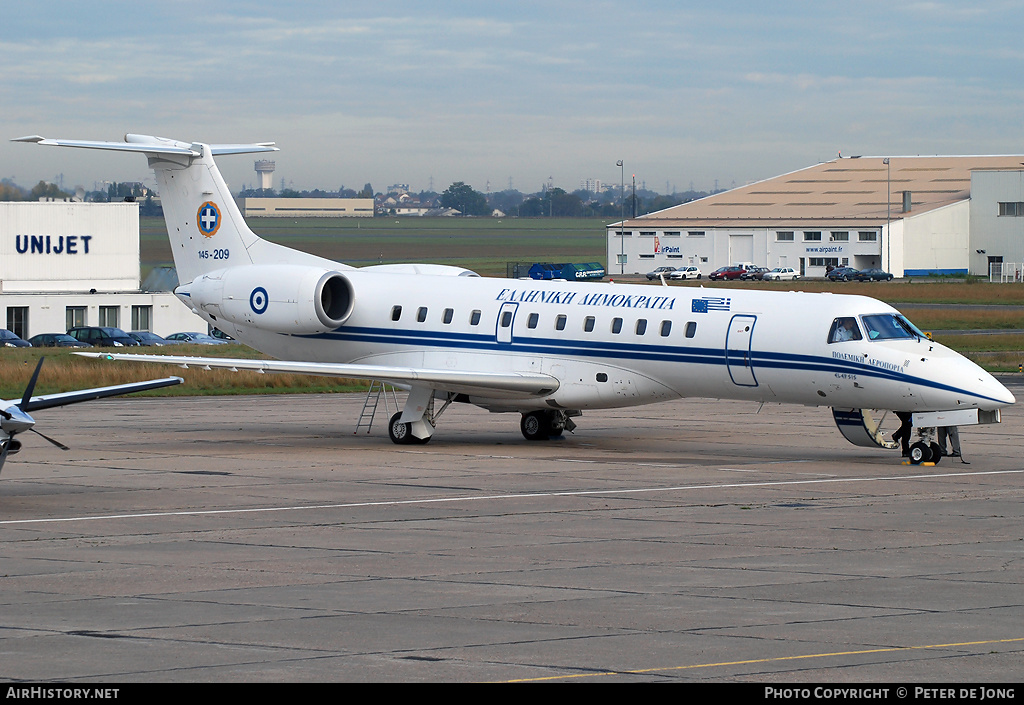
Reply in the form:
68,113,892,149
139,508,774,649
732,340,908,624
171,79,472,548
254,160,276,190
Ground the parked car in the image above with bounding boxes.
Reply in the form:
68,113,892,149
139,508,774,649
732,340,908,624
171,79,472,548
210,328,235,341
740,266,769,281
826,267,859,282
165,332,229,345
0,328,32,347
763,267,800,281
855,268,894,281
28,333,92,348
67,326,140,347
645,266,677,281
708,266,747,281
668,266,702,280
129,331,182,346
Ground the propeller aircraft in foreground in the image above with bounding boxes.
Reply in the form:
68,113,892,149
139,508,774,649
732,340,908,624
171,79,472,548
0,358,182,475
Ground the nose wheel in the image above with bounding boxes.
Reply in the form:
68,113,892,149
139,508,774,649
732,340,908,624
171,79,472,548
908,440,943,465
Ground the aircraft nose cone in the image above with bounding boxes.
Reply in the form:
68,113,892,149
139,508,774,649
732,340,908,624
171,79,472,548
979,370,1015,408
1,406,35,435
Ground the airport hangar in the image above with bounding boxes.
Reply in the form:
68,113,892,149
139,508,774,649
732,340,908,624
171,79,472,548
609,155,1024,279
0,201,206,340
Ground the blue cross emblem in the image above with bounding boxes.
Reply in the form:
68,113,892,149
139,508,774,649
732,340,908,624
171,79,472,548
198,202,221,237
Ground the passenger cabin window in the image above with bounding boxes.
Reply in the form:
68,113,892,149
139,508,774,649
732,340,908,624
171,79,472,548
470,310,481,326
555,314,567,331
391,305,402,321
611,317,623,334
660,320,672,337
527,313,539,329
635,319,647,335
584,316,595,332
685,321,697,338
417,307,428,323
500,310,513,328
828,317,863,343
443,308,454,324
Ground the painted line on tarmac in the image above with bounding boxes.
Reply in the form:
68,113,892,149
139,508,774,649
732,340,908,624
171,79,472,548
2,468,1022,527
503,636,1024,682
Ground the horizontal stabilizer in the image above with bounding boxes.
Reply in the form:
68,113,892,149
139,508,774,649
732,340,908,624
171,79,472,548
12,134,278,157
76,353,559,399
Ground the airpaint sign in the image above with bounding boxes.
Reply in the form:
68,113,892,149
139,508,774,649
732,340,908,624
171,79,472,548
654,235,680,254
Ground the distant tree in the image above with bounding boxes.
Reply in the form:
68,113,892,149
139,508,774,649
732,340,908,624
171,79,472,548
549,188,583,217
140,194,162,216
487,189,524,215
280,188,302,198
518,196,545,217
357,183,374,199
441,182,489,216
643,194,688,215
0,180,26,201
29,180,69,200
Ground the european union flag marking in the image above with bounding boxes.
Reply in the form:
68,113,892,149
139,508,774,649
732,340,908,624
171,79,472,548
693,297,731,313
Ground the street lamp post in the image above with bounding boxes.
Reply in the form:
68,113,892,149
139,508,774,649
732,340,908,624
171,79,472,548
617,160,624,275
883,157,890,272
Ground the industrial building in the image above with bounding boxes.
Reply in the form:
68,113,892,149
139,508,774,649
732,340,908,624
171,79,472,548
1,201,205,340
609,155,1024,279
236,197,374,217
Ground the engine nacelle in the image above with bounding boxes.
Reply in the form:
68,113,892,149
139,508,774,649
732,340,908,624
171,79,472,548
186,265,354,334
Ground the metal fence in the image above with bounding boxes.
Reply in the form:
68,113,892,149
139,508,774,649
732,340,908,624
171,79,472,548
506,262,533,279
989,262,1024,283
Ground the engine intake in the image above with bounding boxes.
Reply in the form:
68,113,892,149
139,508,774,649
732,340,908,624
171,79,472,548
187,265,354,334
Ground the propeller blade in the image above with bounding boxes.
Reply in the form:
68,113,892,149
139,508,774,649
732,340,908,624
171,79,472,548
30,428,70,451
20,358,45,410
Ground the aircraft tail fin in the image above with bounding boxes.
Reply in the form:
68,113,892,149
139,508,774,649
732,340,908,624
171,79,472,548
11,134,322,284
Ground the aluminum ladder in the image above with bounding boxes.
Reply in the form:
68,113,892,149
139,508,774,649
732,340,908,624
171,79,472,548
355,380,400,434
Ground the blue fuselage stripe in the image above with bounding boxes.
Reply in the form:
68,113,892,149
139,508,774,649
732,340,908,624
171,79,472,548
298,325,1001,404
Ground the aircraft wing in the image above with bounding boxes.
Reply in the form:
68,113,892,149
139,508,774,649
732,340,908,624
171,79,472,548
17,377,185,413
75,353,558,399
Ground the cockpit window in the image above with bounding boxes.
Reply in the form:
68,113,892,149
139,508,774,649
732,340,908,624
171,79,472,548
861,313,924,341
828,317,862,343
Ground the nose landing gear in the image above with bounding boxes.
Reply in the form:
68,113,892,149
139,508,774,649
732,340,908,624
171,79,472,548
907,428,943,465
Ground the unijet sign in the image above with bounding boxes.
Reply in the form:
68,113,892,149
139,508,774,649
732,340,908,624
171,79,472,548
15,234,95,255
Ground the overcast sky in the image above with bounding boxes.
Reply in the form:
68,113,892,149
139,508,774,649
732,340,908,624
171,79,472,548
3,1,1022,196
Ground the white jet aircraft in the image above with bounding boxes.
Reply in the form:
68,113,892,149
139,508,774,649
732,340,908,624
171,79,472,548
15,134,1015,463
0,357,182,475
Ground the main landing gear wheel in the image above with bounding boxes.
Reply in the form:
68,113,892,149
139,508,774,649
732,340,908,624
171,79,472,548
520,410,568,441
388,412,430,445
520,411,549,441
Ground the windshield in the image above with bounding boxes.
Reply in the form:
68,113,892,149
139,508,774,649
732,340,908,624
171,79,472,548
861,313,925,341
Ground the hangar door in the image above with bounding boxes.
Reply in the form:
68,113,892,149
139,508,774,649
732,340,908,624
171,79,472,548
729,234,754,264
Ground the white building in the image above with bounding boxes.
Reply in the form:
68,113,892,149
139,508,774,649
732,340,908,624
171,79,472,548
609,155,1024,278
1,202,205,339
236,197,374,217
